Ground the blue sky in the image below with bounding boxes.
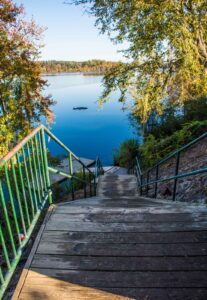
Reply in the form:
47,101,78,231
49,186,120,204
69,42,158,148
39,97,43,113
15,0,124,61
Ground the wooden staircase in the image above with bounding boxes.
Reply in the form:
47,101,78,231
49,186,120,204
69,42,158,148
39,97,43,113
13,172,207,300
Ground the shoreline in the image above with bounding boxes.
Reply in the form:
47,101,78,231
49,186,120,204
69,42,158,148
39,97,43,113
42,72,105,77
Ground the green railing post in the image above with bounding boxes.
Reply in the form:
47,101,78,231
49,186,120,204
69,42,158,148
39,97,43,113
69,152,73,175
34,136,45,198
0,180,17,256
10,159,27,235
16,153,31,227
40,128,52,205
173,152,180,201
37,131,47,193
0,124,104,298
69,152,75,200
0,267,4,286
30,139,42,205
4,165,21,245
26,143,39,212
0,223,11,270
21,146,35,218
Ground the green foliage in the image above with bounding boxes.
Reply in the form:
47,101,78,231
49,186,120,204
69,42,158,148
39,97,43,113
183,97,207,122
113,139,139,169
131,97,207,140
140,120,207,169
41,60,119,74
47,153,62,167
71,171,94,191
0,0,54,159
71,0,207,123
50,171,94,202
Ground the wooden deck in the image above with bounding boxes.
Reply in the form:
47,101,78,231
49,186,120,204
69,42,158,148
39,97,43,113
13,174,207,300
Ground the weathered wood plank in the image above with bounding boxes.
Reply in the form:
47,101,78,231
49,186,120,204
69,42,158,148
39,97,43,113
54,204,207,214
59,198,165,207
18,286,207,300
12,206,55,300
32,254,207,271
45,218,207,232
12,173,207,300
19,286,129,300
41,230,207,244
48,211,207,223
54,206,207,214
36,241,207,256
25,268,207,288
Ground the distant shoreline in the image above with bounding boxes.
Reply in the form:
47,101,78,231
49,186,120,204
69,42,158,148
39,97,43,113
42,72,105,77
41,60,118,76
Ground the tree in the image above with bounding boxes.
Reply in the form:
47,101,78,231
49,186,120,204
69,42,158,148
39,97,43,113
0,0,54,158
113,139,139,169
70,0,207,122
41,60,118,74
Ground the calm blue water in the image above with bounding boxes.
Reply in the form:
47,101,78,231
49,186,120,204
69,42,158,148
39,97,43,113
44,74,136,165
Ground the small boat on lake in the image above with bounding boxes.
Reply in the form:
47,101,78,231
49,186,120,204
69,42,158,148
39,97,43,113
73,106,88,110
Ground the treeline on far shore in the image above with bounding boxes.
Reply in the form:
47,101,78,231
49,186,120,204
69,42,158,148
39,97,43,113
41,60,119,74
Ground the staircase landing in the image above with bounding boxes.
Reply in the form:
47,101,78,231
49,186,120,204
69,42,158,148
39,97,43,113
13,174,207,300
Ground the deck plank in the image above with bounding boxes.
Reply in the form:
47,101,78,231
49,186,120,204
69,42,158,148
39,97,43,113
36,241,207,256
49,211,207,222
41,230,207,243
45,219,207,232
32,254,207,271
23,268,207,287
19,287,207,300
13,173,207,300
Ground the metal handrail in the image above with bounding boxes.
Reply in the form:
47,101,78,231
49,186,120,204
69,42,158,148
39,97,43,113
142,132,207,176
43,126,94,176
0,124,103,298
94,157,104,178
0,125,44,164
133,132,207,201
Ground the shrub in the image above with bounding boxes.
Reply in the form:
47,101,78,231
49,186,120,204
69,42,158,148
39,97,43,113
140,120,207,170
130,97,207,140
113,139,140,169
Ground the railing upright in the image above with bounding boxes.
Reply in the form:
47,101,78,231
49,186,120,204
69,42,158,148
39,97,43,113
0,180,17,256
133,132,207,201
83,166,87,198
173,152,180,201
68,152,75,200
154,165,159,198
37,131,47,193
0,124,104,298
146,171,149,196
140,174,143,195
10,158,27,235
21,146,35,218
16,153,31,226
40,128,52,204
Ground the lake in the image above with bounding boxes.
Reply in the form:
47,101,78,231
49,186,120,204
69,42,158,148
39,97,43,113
44,73,136,165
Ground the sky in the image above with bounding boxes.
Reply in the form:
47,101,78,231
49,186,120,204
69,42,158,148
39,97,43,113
14,0,124,61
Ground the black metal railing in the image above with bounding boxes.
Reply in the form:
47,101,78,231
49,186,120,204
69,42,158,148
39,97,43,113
133,132,207,201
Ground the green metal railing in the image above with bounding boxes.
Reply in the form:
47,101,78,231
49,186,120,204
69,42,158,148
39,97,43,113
0,124,103,298
133,132,207,201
